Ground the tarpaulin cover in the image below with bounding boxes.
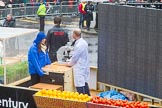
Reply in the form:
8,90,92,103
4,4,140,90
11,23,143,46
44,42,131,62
97,90,129,100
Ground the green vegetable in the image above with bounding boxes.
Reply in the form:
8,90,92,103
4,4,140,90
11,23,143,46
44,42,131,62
0,61,29,84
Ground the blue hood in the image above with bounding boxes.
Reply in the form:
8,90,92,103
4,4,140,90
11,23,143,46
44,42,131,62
34,32,46,45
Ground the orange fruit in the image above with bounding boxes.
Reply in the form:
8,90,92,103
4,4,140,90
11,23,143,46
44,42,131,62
57,92,61,97
47,90,53,96
35,92,42,96
84,94,89,98
40,89,46,94
73,94,77,99
75,92,79,95
77,95,81,100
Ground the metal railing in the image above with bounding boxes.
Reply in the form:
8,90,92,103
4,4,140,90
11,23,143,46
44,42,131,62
0,1,79,19
1,1,162,20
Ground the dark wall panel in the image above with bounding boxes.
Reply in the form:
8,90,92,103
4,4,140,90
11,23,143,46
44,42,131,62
98,4,162,99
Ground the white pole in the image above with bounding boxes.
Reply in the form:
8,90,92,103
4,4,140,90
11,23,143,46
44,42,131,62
3,40,6,85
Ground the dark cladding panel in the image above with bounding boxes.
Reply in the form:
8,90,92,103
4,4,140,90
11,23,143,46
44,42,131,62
98,4,109,83
98,4,162,99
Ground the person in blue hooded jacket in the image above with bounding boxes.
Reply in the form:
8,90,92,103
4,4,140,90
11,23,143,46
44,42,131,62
28,32,51,85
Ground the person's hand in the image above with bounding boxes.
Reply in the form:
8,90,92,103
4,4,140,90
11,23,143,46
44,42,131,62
44,72,49,75
45,64,51,67
57,61,69,66
65,62,72,67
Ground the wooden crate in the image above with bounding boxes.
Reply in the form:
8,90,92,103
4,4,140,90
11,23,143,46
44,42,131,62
89,66,97,90
33,95,87,108
97,82,162,107
30,83,63,91
87,102,121,108
42,63,75,92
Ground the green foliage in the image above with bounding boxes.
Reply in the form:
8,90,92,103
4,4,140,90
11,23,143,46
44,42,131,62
0,66,4,76
0,61,29,84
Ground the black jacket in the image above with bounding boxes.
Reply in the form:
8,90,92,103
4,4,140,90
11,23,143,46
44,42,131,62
84,4,94,21
3,18,16,27
46,25,69,54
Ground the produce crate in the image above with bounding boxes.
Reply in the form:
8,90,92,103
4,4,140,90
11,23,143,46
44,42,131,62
42,63,75,92
87,102,121,108
30,83,63,91
33,95,87,108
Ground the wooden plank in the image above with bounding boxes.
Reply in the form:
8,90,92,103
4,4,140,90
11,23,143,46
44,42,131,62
42,63,75,92
149,104,162,108
89,66,97,90
97,82,100,91
90,66,98,72
0,84,38,91
64,69,75,92
137,95,143,101
98,82,162,102
30,83,63,91
151,99,155,105
103,85,111,91
7,76,31,86
42,63,72,73
97,82,162,107
90,90,101,97
159,101,162,106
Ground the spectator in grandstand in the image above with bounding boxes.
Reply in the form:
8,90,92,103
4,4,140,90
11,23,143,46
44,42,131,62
46,16,69,62
6,0,13,8
37,0,46,32
6,0,13,4
53,0,62,5
78,0,86,29
14,0,23,4
28,32,51,85
22,0,26,3
0,0,5,9
2,14,16,27
30,0,35,6
84,1,94,31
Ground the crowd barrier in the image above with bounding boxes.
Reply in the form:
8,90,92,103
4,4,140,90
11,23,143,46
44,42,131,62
1,2,162,19
0,1,79,19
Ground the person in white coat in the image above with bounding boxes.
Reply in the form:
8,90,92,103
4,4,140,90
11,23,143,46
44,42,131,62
67,29,90,96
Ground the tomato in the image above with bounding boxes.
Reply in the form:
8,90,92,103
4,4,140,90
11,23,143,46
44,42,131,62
106,100,111,105
91,96,149,108
94,99,98,103
101,99,106,104
92,99,96,103
95,96,100,99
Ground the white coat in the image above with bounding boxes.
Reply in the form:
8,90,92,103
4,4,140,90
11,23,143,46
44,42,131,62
68,38,90,87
